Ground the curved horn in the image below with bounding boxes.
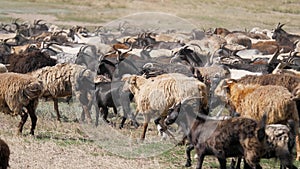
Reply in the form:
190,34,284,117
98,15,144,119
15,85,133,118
268,48,280,64
180,96,203,105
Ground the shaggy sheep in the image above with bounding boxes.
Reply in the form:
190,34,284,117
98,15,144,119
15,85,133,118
122,73,208,140
165,100,267,169
6,49,57,73
0,72,43,135
29,63,95,122
215,79,300,161
0,138,10,169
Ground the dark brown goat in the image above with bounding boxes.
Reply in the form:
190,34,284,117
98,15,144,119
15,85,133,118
6,49,57,73
272,23,300,52
165,101,267,169
0,138,10,169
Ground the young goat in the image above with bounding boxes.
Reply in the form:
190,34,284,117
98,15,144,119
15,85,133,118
165,99,267,169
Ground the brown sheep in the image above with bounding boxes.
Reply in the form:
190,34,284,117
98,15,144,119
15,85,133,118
0,73,43,135
29,63,95,123
122,73,208,140
215,79,300,161
6,49,57,73
0,138,10,169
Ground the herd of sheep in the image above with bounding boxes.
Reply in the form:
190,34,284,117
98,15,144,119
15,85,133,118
0,19,300,169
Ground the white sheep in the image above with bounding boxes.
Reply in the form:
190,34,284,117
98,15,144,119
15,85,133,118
122,73,208,140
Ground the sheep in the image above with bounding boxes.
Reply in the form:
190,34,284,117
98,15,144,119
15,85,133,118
29,63,95,123
164,99,267,169
0,72,43,135
215,79,300,161
0,138,10,169
122,73,208,140
6,49,57,73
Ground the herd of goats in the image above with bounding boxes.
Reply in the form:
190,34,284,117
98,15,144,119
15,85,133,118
0,19,300,169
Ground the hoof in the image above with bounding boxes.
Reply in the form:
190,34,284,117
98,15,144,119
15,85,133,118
185,161,191,167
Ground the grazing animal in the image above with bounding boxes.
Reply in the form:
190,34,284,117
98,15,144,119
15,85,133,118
6,49,57,73
234,120,298,169
94,80,137,128
215,79,300,161
122,73,208,140
165,100,267,169
0,138,10,169
272,23,300,52
30,63,95,122
0,73,42,135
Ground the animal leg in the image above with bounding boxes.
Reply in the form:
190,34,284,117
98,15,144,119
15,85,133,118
119,116,126,129
185,144,194,167
81,105,92,124
26,100,38,135
195,149,205,169
18,111,28,135
141,114,151,140
217,157,227,169
53,98,61,121
296,134,300,161
95,107,100,126
102,107,110,123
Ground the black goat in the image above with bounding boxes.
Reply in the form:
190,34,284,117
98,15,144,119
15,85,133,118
94,80,138,129
165,99,267,169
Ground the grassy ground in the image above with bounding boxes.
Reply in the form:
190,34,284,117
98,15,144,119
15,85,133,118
0,0,300,32
1,99,299,169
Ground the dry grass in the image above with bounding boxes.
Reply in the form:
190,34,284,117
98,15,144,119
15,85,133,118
1,99,299,169
0,0,300,32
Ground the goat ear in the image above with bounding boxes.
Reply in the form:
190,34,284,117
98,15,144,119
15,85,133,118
225,78,236,84
257,128,265,142
129,75,137,84
257,113,267,141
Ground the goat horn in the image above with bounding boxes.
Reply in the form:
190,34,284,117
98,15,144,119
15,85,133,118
180,96,203,105
36,19,45,25
267,48,280,64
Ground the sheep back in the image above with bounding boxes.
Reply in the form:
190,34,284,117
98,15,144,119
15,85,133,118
233,85,299,125
30,63,89,98
0,72,42,116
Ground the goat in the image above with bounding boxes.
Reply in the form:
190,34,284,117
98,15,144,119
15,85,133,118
94,80,137,129
165,99,267,169
272,23,300,52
